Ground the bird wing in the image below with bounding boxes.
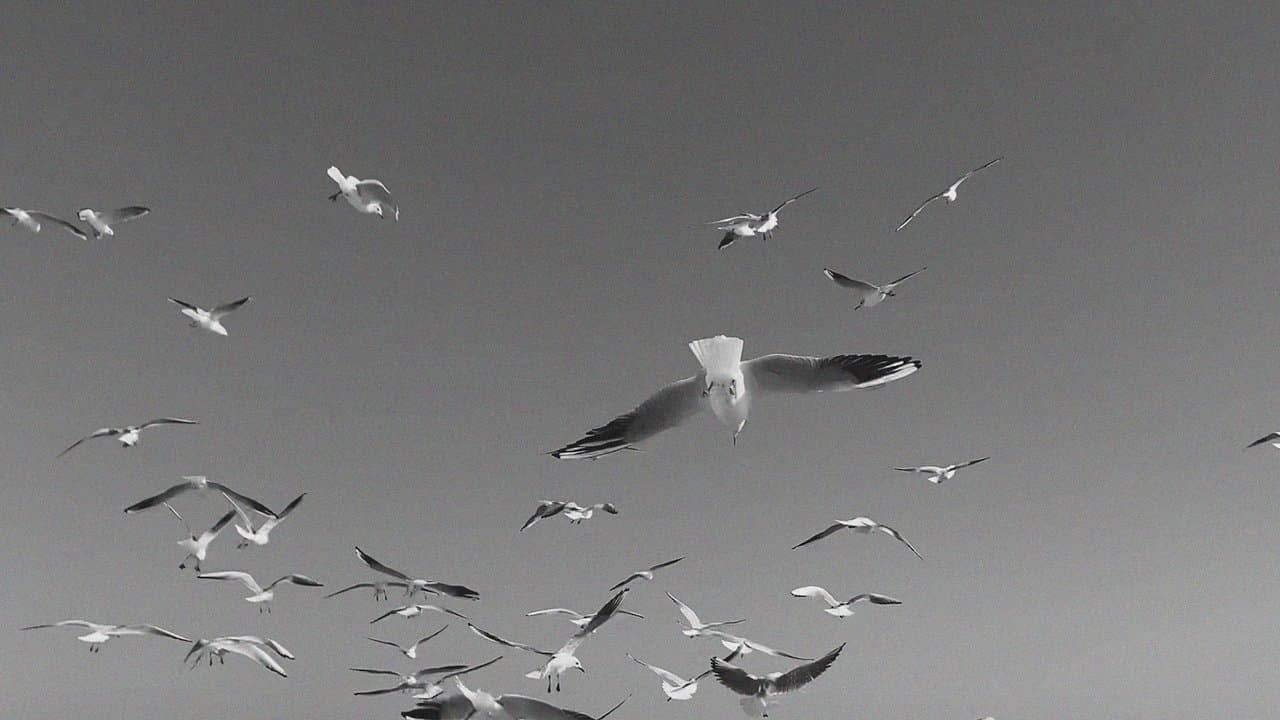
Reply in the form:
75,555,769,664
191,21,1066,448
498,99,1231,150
220,491,256,531
790,522,845,550
226,636,295,659
791,585,840,607
520,501,567,531
526,608,584,619
709,657,766,696
626,654,687,685
574,588,628,638
769,187,819,214
198,569,262,593
124,482,193,513
738,638,813,661
467,623,554,656
497,695,629,720
112,624,191,642
100,206,151,225
744,353,920,393
57,427,119,457
665,592,702,627
28,212,87,240
822,268,877,293
224,641,287,677
705,213,761,225
849,592,902,605
421,581,480,601
1247,432,1280,449
163,502,192,535
21,619,99,632
357,179,394,202
878,524,923,559
953,456,990,471
138,417,199,430
210,296,251,320
370,607,409,624
771,644,844,693
434,655,504,682
409,626,450,650
355,545,414,582
895,193,944,231
411,663,471,679
349,666,403,676
607,573,642,592
205,482,276,517
364,637,405,652
267,573,323,590
167,296,201,312
199,509,238,543
886,267,927,287
550,375,706,459
646,556,685,573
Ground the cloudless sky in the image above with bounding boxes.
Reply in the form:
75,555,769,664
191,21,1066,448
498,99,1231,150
4,3,1280,718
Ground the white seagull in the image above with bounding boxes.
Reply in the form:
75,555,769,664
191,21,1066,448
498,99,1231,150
21,620,190,653
326,580,413,602
609,556,685,591
894,456,990,484
710,643,844,717
822,267,927,310
167,296,251,336
627,644,744,701
352,657,502,699
788,586,902,618
403,679,628,720
57,417,198,457
525,607,644,628
166,503,236,572
186,637,290,677
223,491,306,549
711,187,818,249
791,515,922,559
666,591,745,636
896,157,1003,231
370,604,470,625
520,501,618,531
197,570,323,612
328,166,399,220
1246,432,1280,450
365,625,450,660
124,475,276,517
551,335,920,458
2,207,87,240
76,206,150,238
697,630,813,661
355,546,480,601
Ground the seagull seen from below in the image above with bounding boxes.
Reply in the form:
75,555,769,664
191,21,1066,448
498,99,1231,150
402,679,628,720
186,636,292,677
627,643,744,701
355,545,480,601
164,503,236,571
789,586,902,618
352,656,502,699
791,515,922,559
365,626,450,660
696,630,813,661
123,475,276,517
77,206,150,238
710,187,818,249
710,642,845,718
2,207,86,240
551,335,920,458
896,157,1003,231
895,456,990,484
224,491,306,549
58,417,198,457
520,500,618,531
168,296,251,336
823,267,927,310
21,620,190,653
665,591,745,636
370,604,470,625
525,607,644,628
196,570,324,611
609,556,685,591
328,165,399,220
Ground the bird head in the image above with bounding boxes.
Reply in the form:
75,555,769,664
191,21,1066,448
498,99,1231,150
77,209,93,221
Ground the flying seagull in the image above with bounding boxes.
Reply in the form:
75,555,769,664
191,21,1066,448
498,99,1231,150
77,206,150,238
551,335,920,458
696,630,813,661
896,157,1003,231
520,501,618,531
354,546,480,601
366,626,450,660
822,267,927,310
895,456,990,484
711,187,818,249
1246,432,1280,450
370,604,470,625
123,475,276,517
788,586,902,618
186,637,290,677
21,620,189,653
196,570,323,611
609,556,685,591
58,417,198,457
165,503,236,571
665,591,745,636
791,516,922,559
403,679,628,720
352,656,501,699
223,491,306,549
627,643,744,701
710,643,844,717
2,207,87,240
328,166,399,220
168,296,251,336
525,607,644,628
326,580,413,602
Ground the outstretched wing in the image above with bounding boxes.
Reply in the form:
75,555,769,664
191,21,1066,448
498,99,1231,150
113,624,191,642
771,643,843,693
467,623,553,657
421,581,480,601
167,296,201,312
822,268,877,293
198,569,262,593
211,296,251,320
769,186,819,214
575,588,628,637
627,653,686,685
887,267,927,287
646,556,685,573
744,353,920,394
100,206,151,225
354,545,413,582
57,427,118,457
666,592,702,627
1247,432,1280,449
326,581,409,598
28,212,87,240
521,500,568,531
224,641,287,677
497,695,629,720
895,192,944,231
206,482,276,517
124,483,190,513
709,657,766,696
139,417,199,430
790,522,845,550
434,655,504,682
954,456,990,470
550,375,706,459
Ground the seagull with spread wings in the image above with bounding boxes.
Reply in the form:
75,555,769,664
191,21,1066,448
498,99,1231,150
895,456,990,484
168,296,251,336
327,580,413,602
520,501,618,531
354,546,480,601
77,206,150,238
791,515,922,559
822,267,927,310
627,643,744,701
366,626,450,660
525,607,644,628
551,335,920,458
186,636,291,677
710,188,818,249
196,570,323,611
165,503,236,572
403,679,628,720
21,620,189,653
896,157,1003,231
665,591,745,637
2,207,86,240
223,491,306,549
789,586,902,618
352,657,501,699
124,475,276,517
370,604,470,625
58,417,198,457
609,556,685,591
328,166,399,220
710,643,844,717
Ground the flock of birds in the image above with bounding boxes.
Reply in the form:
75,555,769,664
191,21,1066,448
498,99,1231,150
13,160,1014,720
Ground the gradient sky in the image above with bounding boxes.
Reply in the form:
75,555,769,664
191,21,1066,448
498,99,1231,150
4,3,1280,718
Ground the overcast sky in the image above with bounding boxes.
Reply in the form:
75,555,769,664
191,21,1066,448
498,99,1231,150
4,3,1280,719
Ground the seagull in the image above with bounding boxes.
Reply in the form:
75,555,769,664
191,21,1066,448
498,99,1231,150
328,166,399,220
370,604,470,625
627,643,744,701
218,635,295,660
355,546,481,601
520,501,618,531
895,157,1003,231
186,637,289,677
894,456,990,484
525,607,644,628
57,417,198,457
351,658,494,698
822,267,927,310
166,503,236,572
788,586,902,618
403,679,628,720
791,516,922,559
710,643,844,717
1246,432,1280,450
167,296,251,336
609,556,685,591
468,588,628,692
326,580,413,602
124,475,276,517
2,207,87,240
665,591,745,636
76,206,150,238
711,188,818,249
196,570,323,612
21,620,190,653
366,626,450,660
551,336,920,458
223,491,306,549
696,630,813,661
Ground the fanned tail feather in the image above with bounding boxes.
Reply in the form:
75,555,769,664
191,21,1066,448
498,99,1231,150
688,336,743,377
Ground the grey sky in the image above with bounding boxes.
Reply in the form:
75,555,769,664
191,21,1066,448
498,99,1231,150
4,3,1280,718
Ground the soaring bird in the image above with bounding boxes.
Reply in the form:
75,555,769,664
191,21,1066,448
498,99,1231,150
167,296,251,336
21,620,189,653
326,580,413,602
370,604,470,625
196,570,323,611
166,503,236,572
2,207,86,240
710,187,818,249
351,657,500,699
365,626,450,660
789,586,902,618
895,456,990,484
822,267,927,310
525,607,644,628
1246,432,1280,450
609,556,685,591
186,636,290,677
896,157,1003,231
403,679,628,720
520,501,618,531
551,335,920,458
355,546,480,601
710,643,844,717
791,516,922,559
627,643,744,701
76,206,150,238
665,591,746,637
328,166,399,220
58,417,198,457
123,475,276,517
224,491,306,549
696,630,813,661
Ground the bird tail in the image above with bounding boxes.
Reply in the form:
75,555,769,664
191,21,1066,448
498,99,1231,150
688,336,743,376
327,166,347,185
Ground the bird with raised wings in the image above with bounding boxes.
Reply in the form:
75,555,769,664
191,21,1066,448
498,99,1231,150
167,296,251,336
164,503,236,572
223,491,306,549
822,267,926,310
520,501,618,531
196,570,323,611
186,636,291,677
328,165,399,220
353,546,480,600
609,556,685,591
58,417,198,457
896,157,1003,231
124,475,276,517
550,335,920,458
791,515,922,559
352,656,500,699
710,187,818,249
525,607,644,628
366,626,450,660
665,591,745,636
710,643,844,717
627,643,744,701
895,456,990,484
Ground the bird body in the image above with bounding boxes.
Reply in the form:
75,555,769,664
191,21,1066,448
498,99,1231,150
789,586,902,617
328,166,399,220
710,643,844,717
896,157,1003,231
58,417,198,457
791,515,922,558
225,491,305,548
197,570,323,611
77,206,150,238
22,620,190,652
823,267,926,309
170,505,236,571
167,296,250,336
